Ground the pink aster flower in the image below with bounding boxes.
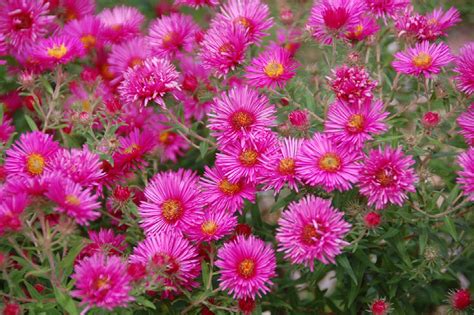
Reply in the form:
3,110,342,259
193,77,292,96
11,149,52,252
200,165,256,214
108,37,151,85
325,99,389,149
260,137,304,193
60,0,95,21
174,0,219,8
98,6,144,44
30,34,85,69
62,15,104,51
364,0,409,20
4,131,59,178
139,169,204,236
186,210,238,242
129,233,200,293
0,193,28,235
200,22,249,77
217,0,273,44
46,147,104,187
216,131,278,184
0,0,54,49
345,15,379,42
150,115,189,163
458,105,474,146
118,56,180,108
72,253,133,311
245,47,298,89
147,13,200,58
0,117,14,144
392,41,454,78
297,133,361,192
454,42,474,96
113,128,155,172
358,146,417,210
77,229,127,261
208,85,276,147
307,0,366,45
457,148,474,201
327,65,377,107
276,195,351,269
394,7,427,40
215,235,276,299
421,7,461,41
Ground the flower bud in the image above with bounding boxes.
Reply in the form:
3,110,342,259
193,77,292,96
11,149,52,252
421,111,440,128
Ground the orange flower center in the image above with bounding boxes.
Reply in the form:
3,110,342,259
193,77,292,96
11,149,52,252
264,61,284,79
162,199,183,223
237,258,255,279
65,195,81,206
94,276,110,290
111,24,122,31
26,153,45,176
346,114,365,133
201,220,218,235
375,168,395,187
354,24,364,37
158,131,175,145
123,143,140,154
129,57,143,68
239,149,259,167
318,153,341,172
301,224,319,245
80,34,96,49
218,179,242,195
236,16,251,29
65,10,77,21
230,110,255,130
278,157,295,175
47,44,68,59
219,43,232,54
412,52,433,69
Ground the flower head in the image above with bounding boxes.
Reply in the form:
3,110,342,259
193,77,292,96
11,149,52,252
457,148,474,201
174,0,219,8
187,210,238,242
454,42,474,96
364,0,409,20
449,288,471,311
420,7,460,41
458,105,474,146
421,111,440,129
369,298,391,315
276,195,351,268
30,34,85,69
345,15,379,42
78,229,127,261
215,235,276,299
63,15,104,51
359,146,417,210
0,193,28,235
151,114,190,163
98,6,144,44
0,117,14,144
364,212,382,228
60,0,95,21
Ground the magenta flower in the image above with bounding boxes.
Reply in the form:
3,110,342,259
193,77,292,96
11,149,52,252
217,0,273,44
307,0,366,45
139,169,204,236
78,228,128,260
358,146,418,210
457,104,474,146
61,0,95,21
215,235,276,299
421,7,461,41
151,114,190,163
200,165,256,214
98,6,144,44
364,0,409,20
113,128,155,172
30,35,85,69
457,148,474,201
118,56,180,108
72,253,133,310
454,42,474,96
297,133,361,192
260,137,304,193
186,210,238,242
148,13,200,58
63,15,104,51
325,99,388,149
0,193,28,236
276,195,351,268
0,117,14,144
208,85,276,148
245,47,298,89
392,41,454,78
345,15,379,42
175,0,219,8
4,131,59,178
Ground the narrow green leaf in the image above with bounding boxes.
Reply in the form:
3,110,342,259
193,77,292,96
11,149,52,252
337,255,357,285
0,102,4,124
135,296,157,310
54,288,78,315
199,141,209,159
24,114,38,131
443,216,458,241
40,76,54,95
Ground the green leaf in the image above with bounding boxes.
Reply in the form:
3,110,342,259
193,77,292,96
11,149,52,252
0,102,4,124
40,76,54,95
54,288,78,315
24,114,38,131
60,240,84,276
135,296,156,310
443,216,458,241
199,141,209,159
337,255,357,285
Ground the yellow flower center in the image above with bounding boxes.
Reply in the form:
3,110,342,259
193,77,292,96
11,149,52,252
218,179,242,195
236,16,251,29
346,114,365,133
162,199,183,223
412,52,433,69
80,34,96,49
318,153,341,172
354,24,364,37
239,149,259,167
94,276,110,290
26,153,45,176
278,157,295,175
66,195,81,206
47,44,68,59
237,258,255,279
264,61,284,79
123,143,140,154
201,220,218,235
230,110,254,130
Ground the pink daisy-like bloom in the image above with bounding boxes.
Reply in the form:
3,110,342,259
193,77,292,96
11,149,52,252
454,42,474,96
108,37,151,85
77,228,127,261
0,117,14,144
46,147,105,187
208,85,276,148
150,115,190,163
364,0,409,20
129,233,201,293
0,0,54,49
392,41,454,78
420,7,461,41
30,34,85,69
72,253,133,311
217,0,273,44
113,128,155,172
358,146,417,210
174,0,219,8
98,6,144,44
200,165,256,214
139,169,204,236
62,15,104,51
458,104,474,146
245,46,298,89
118,56,180,108
186,210,238,243
215,235,276,299
216,131,278,184
345,15,379,42
0,193,28,236
3,173,51,197
0,33,7,63
327,65,377,107
46,177,100,225
297,133,361,192
200,22,249,77
147,13,200,59
60,0,95,21
276,195,351,269
307,0,366,45
393,7,426,40
325,99,389,149
4,131,59,178
457,148,474,201
260,137,304,193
